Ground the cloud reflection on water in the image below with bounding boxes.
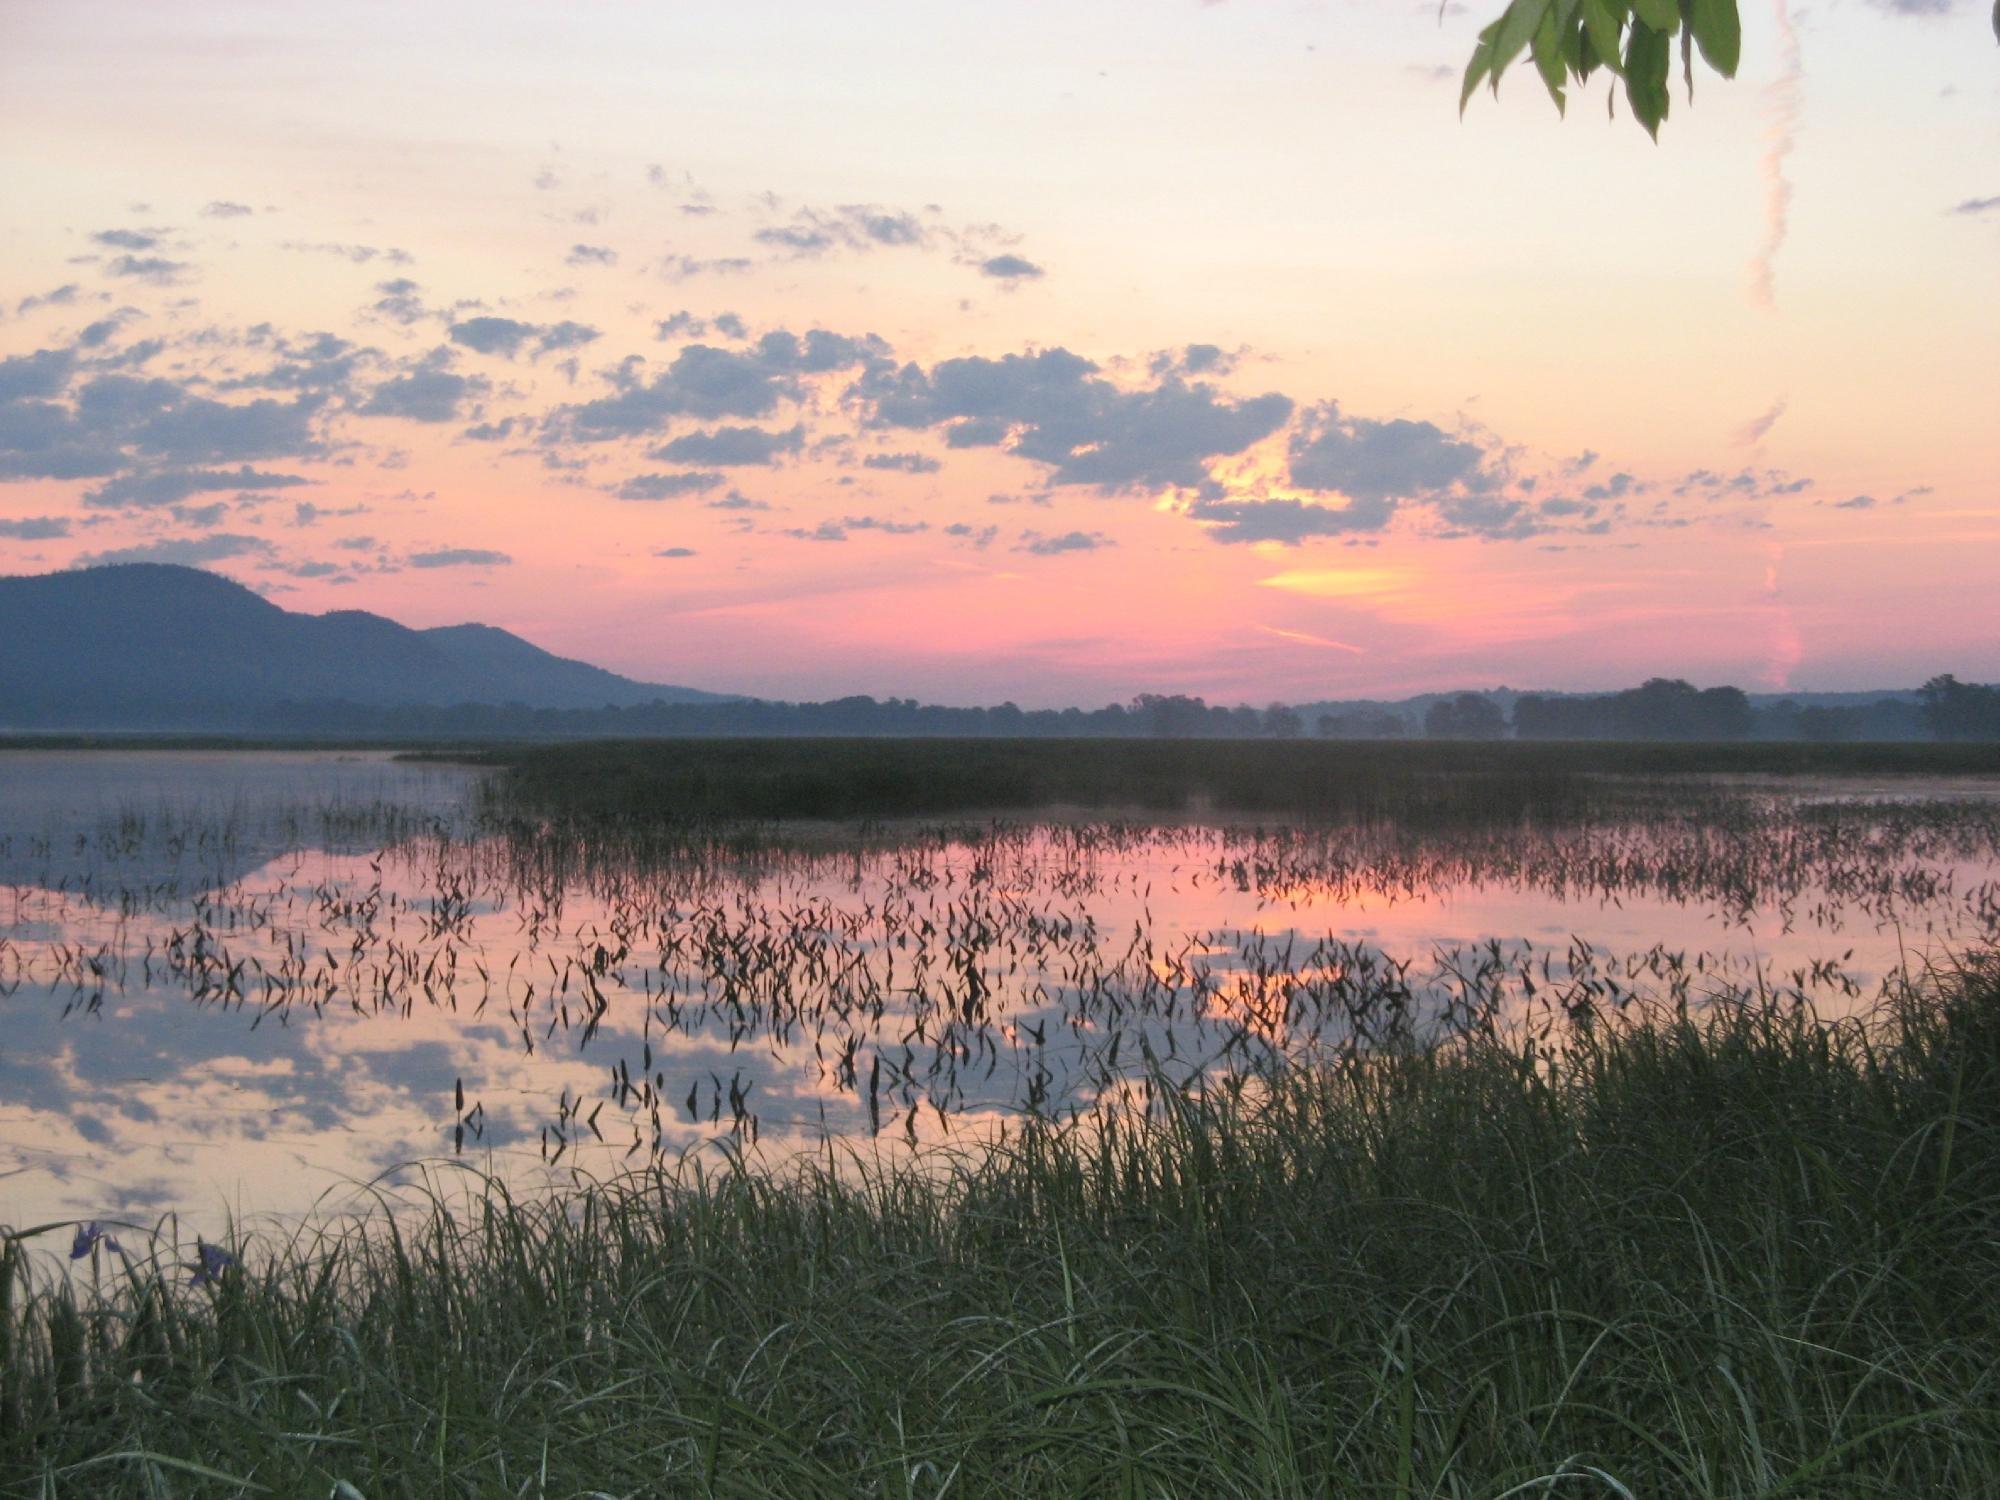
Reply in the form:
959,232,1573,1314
3,752,1997,1248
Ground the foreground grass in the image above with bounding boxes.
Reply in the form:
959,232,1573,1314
477,736,2000,826
5,967,1998,1497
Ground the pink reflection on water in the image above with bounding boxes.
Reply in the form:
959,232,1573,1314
2,790,1998,1245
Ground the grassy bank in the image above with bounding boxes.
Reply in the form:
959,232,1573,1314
5,962,1997,1496
473,736,2000,827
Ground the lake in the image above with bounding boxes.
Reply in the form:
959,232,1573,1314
3,749,1997,1240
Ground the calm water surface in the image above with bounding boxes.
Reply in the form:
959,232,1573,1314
3,750,1997,1244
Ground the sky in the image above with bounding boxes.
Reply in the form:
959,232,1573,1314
1,0,1995,707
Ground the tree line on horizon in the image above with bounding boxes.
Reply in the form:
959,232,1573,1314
216,674,2000,743
1387,676,1997,742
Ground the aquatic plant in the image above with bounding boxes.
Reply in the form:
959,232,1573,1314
3,958,1996,1493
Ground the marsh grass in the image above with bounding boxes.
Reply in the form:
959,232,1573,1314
478,737,2000,827
5,960,1997,1496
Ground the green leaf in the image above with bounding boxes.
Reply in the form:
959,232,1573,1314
1624,20,1672,138
1461,18,1503,111
1631,0,1679,35
1531,7,1569,112
1580,0,1628,74
1561,15,1588,73
1492,0,1555,88
1690,0,1741,76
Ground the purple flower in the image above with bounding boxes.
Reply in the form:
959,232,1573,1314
190,1240,236,1286
69,1222,121,1260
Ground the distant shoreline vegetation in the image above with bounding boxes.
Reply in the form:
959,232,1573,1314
8,675,1999,745
476,737,2000,826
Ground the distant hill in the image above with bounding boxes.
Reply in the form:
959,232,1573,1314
0,564,734,729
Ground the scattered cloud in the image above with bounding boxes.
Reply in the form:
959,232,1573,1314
855,346,1291,491
1186,494,1392,544
447,317,539,358
654,312,706,340
359,352,489,422
782,513,928,542
73,532,273,568
552,330,882,441
783,519,850,542
0,515,71,540
370,278,430,325
449,316,600,359
282,240,412,266
565,244,618,267
840,514,927,535
1287,402,1495,503
0,362,323,484
756,204,929,258
861,451,942,474
1673,467,1811,500
105,254,190,284
613,470,725,501
408,547,511,568
536,321,600,354
292,499,366,525
201,200,254,218
979,254,1044,282
92,229,159,251
657,255,755,281
1431,495,1551,540
14,285,80,315
1148,344,1237,379
654,423,804,467
84,464,310,510
1016,529,1113,554
0,347,77,402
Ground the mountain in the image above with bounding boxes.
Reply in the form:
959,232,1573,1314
0,564,734,729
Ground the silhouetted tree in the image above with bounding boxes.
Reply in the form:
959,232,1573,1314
1514,680,1749,740
1263,703,1304,739
1425,694,1506,740
1921,675,2000,741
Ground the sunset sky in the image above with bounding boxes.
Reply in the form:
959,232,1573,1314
2,0,1995,706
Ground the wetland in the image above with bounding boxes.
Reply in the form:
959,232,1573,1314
4,740,1999,1494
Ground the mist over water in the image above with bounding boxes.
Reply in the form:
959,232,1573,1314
3,751,1997,1240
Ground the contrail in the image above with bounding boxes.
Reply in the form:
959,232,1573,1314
1733,396,1788,446
1748,0,1803,311
1762,542,1802,688
1256,624,1365,654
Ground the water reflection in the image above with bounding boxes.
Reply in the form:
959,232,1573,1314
2,753,1997,1242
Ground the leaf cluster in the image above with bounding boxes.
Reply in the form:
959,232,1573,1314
1461,0,1743,138
1465,0,2000,138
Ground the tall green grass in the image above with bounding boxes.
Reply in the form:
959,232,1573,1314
479,737,2000,826
5,962,1997,1496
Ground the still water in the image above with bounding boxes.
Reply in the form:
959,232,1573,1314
2,751,1997,1240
